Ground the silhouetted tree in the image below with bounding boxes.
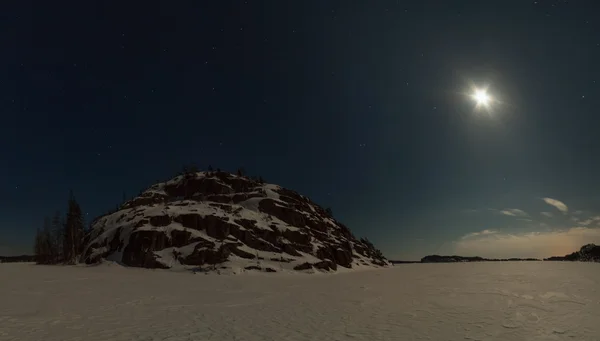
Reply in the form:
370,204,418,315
51,211,63,263
237,167,245,177
34,228,42,263
208,165,214,172
34,218,54,264
63,191,85,264
325,207,333,217
258,176,265,183
43,217,55,263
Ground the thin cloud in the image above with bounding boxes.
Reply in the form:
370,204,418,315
573,210,584,215
454,227,600,259
540,212,553,218
500,208,528,217
542,198,568,213
577,216,600,227
461,229,498,239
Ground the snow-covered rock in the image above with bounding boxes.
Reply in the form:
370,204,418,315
82,171,389,273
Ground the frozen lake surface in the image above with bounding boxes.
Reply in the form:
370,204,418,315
1,262,599,340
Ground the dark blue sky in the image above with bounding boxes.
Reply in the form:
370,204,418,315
2,1,600,259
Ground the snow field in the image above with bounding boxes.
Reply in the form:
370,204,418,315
1,261,599,340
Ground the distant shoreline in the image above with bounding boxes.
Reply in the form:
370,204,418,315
390,256,540,264
390,243,600,264
0,255,36,263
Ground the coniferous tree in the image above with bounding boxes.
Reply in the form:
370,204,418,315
64,191,85,264
43,216,54,264
33,218,54,264
51,211,63,263
34,228,42,263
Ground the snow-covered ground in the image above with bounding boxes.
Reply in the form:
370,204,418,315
1,262,599,340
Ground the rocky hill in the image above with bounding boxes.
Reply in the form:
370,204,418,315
82,171,389,273
544,244,600,262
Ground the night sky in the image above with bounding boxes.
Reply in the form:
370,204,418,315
2,1,600,260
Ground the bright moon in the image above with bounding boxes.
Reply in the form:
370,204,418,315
473,89,490,106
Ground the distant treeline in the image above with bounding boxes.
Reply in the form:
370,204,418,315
389,256,540,264
420,255,540,263
0,255,36,263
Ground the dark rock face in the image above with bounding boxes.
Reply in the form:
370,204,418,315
184,244,229,265
83,171,389,272
293,262,313,271
258,199,306,227
314,260,337,271
149,215,170,227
